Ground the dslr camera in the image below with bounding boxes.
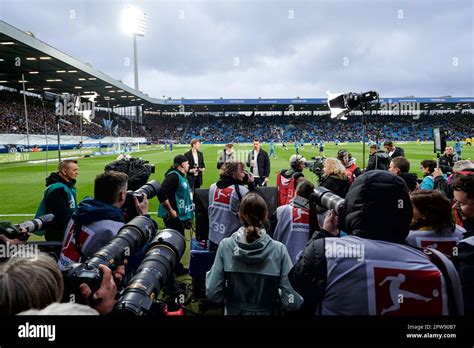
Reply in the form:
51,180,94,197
0,214,54,242
305,156,326,179
122,180,161,221
63,215,157,298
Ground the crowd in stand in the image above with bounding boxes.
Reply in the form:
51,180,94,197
1,90,472,143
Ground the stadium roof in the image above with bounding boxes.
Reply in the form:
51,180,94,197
1,20,473,114
0,20,155,109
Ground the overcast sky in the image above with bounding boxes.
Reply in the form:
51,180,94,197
1,0,473,99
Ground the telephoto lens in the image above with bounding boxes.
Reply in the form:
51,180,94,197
113,228,186,315
311,187,345,216
17,214,55,234
133,180,161,202
63,215,157,295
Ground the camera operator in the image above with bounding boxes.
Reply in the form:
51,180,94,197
289,171,464,315
185,139,206,193
388,157,419,193
269,180,315,264
319,158,350,198
208,161,256,250
383,140,405,159
337,150,362,185
438,146,457,174
246,139,270,187
58,171,148,270
157,155,194,275
35,160,78,241
277,155,306,206
366,144,390,171
217,143,235,169
0,252,116,315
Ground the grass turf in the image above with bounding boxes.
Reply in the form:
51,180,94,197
1,141,472,232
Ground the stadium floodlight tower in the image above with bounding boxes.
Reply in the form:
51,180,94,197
121,5,147,123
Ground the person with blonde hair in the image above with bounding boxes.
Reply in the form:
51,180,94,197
206,193,303,315
319,158,350,198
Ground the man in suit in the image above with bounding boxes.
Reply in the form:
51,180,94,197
184,139,206,193
246,139,271,186
383,140,405,159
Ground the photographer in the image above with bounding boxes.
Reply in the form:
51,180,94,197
185,139,206,192
208,161,255,249
246,139,270,187
58,171,148,270
319,158,350,198
289,171,464,315
0,252,116,315
438,146,457,174
366,144,390,171
270,180,315,264
337,150,362,185
35,160,78,241
277,155,306,206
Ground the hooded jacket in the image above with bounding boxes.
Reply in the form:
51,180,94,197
206,228,303,315
289,171,463,315
58,197,124,269
35,172,77,241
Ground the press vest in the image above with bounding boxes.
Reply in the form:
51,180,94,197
272,204,310,264
158,170,194,221
320,236,463,315
208,183,248,244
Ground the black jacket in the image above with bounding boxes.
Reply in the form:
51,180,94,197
438,154,455,173
319,175,350,198
398,172,419,192
387,147,405,159
184,149,205,188
157,167,187,212
366,150,391,171
42,173,77,241
246,149,271,179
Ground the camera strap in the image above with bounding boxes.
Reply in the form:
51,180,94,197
234,184,243,203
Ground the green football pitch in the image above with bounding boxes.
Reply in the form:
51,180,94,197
0,141,472,230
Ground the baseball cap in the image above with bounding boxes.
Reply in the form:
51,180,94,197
173,155,188,166
290,154,306,165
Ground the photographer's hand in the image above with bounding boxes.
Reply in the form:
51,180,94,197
263,177,269,185
133,193,149,215
113,259,127,286
322,210,339,237
0,234,27,245
79,264,117,315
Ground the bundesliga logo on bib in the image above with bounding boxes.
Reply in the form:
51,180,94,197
214,187,232,205
372,267,444,315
